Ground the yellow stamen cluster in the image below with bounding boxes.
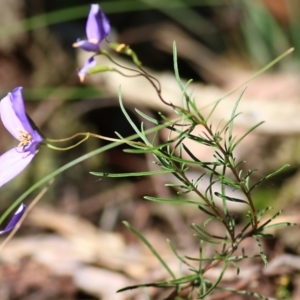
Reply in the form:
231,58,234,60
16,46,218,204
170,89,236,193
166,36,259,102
18,129,33,147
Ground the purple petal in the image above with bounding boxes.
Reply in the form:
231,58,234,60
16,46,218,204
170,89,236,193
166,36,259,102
73,40,100,52
0,148,35,188
25,139,42,156
86,4,110,43
78,56,97,82
0,87,44,146
31,130,44,148
0,203,26,234
10,87,33,133
0,89,28,140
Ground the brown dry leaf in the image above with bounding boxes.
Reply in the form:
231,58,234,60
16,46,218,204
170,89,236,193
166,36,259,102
74,266,135,299
25,205,152,278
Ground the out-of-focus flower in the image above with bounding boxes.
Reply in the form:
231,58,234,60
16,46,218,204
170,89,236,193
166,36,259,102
0,87,43,187
73,4,110,52
77,57,113,82
0,203,26,234
78,56,97,82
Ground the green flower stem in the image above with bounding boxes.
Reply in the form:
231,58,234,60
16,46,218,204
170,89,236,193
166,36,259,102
100,49,174,108
46,132,146,151
46,134,89,151
85,64,143,81
109,42,142,66
100,49,141,74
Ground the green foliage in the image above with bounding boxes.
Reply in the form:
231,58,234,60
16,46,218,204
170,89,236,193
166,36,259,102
84,42,296,298
3,39,291,298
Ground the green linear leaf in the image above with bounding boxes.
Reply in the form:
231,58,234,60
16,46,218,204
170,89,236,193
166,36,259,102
249,164,290,192
203,216,216,227
144,196,202,205
166,274,199,285
231,121,265,151
202,48,294,118
123,148,155,154
118,88,151,146
214,192,249,205
135,109,159,124
167,239,197,271
198,205,217,218
194,234,225,244
90,169,173,177
257,210,283,229
228,89,246,142
191,224,225,240
201,261,228,298
123,221,176,279
254,237,268,265
185,256,214,262
117,280,175,292
261,222,296,231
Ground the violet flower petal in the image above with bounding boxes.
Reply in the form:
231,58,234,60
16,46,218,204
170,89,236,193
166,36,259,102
0,148,34,188
78,56,97,82
73,40,100,52
0,203,26,234
0,87,43,186
0,87,43,149
86,4,110,42
0,90,27,140
30,130,44,149
73,4,110,52
10,87,33,133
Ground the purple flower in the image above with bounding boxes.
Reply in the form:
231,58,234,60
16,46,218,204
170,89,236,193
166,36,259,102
73,4,110,52
0,203,26,234
78,56,97,82
0,87,43,187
